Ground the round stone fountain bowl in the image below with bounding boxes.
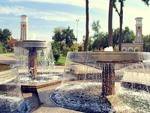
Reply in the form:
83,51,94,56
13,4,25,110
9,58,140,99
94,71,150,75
16,40,47,50
0,55,17,84
68,52,145,64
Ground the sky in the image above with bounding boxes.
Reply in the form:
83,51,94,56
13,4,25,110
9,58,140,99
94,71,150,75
0,0,150,43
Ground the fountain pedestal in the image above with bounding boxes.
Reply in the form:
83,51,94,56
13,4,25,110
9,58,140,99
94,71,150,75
28,47,37,78
102,63,115,96
16,40,62,102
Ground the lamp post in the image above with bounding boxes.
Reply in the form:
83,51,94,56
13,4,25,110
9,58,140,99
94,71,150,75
76,19,79,42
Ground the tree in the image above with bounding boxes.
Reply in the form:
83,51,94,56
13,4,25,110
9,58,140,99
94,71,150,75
108,0,116,47
52,28,64,42
0,28,12,53
113,0,125,51
0,29,11,43
51,41,61,62
62,27,76,47
143,35,150,52
52,27,77,56
92,21,101,39
0,43,5,53
84,0,89,51
122,27,135,43
0,29,2,40
91,20,103,50
91,26,135,51
142,0,149,5
52,27,76,47
113,27,135,45
92,33,109,50
7,37,17,52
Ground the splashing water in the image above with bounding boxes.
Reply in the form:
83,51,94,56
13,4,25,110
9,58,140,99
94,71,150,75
104,46,113,52
50,51,150,113
0,40,59,113
13,41,61,84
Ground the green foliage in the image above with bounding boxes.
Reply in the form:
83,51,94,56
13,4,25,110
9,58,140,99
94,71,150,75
142,0,150,5
92,33,109,50
52,27,76,48
70,43,79,51
143,35,150,52
0,28,12,53
91,21,108,50
55,55,66,65
91,23,135,50
52,28,64,42
0,43,7,53
113,27,135,44
52,27,78,62
91,20,109,50
54,54,60,62
0,43,4,53
62,27,77,47
122,27,135,43
92,21,101,39
51,41,61,62
0,28,11,44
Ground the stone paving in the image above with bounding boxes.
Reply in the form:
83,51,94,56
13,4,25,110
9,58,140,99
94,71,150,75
33,106,82,113
33,83,82,113
33,82,137,113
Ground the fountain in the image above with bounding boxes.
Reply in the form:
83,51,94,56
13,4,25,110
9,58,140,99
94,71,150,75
50,51,150,113
14,40,62,93
16,40,47,78
0,39,62,112
0,56,28,113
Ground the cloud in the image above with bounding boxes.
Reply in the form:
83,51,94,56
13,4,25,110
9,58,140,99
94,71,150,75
0,6,25,15
0,6,85,22
29,31,51,41
4,0,150,40
9,0,108,11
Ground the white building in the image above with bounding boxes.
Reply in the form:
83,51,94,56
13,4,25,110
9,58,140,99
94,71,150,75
121,17,143,52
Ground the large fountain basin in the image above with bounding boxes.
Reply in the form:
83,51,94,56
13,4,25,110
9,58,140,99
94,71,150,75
0,70,17,85
16,40,47,50
69,52,143,63
21,80,61,93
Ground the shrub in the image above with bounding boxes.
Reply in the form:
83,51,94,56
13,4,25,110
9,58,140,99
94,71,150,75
0,43,6,53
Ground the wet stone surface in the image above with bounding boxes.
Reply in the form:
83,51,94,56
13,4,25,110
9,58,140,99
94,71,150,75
118,89,150,113
0,98,28,113
50,83,115,113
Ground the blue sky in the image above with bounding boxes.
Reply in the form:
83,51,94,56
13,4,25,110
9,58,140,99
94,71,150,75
0,0,150,43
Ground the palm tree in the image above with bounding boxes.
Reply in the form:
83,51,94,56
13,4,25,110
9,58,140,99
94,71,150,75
113,0,125,51
142,0,149,5
84,0,89,51
108,0,115,47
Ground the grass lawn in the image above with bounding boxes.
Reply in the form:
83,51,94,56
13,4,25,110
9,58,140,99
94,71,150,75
55,55,66,66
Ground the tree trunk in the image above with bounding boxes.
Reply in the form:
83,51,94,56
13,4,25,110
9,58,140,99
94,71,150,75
84,0,89,51
119,2,123,51
108,0,113,47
